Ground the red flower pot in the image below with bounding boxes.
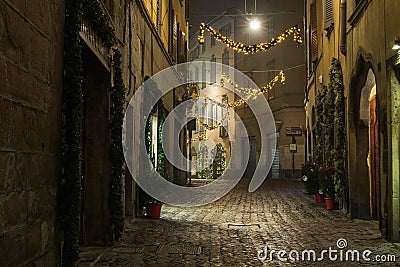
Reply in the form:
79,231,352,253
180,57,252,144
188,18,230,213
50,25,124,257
325,198,335,210
315,193,324,203
145,204,162,219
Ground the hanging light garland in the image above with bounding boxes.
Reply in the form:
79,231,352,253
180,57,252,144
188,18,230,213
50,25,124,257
196,110,231,131
188,132,207,143
221,70,286,95
186,70,286,132
198,23,303,55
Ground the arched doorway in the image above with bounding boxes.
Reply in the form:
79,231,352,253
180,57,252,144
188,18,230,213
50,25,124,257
349,55,380,220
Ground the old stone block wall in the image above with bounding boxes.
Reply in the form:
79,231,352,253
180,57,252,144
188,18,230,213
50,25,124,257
0,0,65,265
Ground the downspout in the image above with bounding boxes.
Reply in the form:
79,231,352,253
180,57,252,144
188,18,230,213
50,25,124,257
304,0,309,102
340,0,347,55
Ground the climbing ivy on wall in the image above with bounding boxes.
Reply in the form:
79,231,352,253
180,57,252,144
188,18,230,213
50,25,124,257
59,0,83,265
313,58,347,203
60,0,125,265
324,71,335,166
331,58,346,202
314,85,325,167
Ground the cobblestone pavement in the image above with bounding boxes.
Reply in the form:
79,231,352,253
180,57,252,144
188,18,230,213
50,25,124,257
80,179,400,266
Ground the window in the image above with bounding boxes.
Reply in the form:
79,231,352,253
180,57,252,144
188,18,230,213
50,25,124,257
308,2,318,75
202,62,207,88
222,49,229,75
323,0,334,30
190,46,199,61
195,66,199,82
201,42,206,54
220,23,231,37
220,95,228,137
211,36,216,46
170,10,178,62
210,55,216,84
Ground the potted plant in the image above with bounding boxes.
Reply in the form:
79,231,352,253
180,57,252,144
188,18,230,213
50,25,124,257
144,196,163,219
320,166,335,210
301,160,323,202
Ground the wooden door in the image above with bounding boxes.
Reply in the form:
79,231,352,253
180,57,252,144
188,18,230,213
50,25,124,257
369,96,380,220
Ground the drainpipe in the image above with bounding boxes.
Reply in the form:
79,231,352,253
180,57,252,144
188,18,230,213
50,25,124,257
340,0,347,55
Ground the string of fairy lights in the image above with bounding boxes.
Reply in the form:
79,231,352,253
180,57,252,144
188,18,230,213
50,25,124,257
188,71,286,143
189,21,302,143
198,23,303,55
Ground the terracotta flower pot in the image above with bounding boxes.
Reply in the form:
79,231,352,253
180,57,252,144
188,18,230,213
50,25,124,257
315,193,325,203
145,203,162,219
325,198,335,210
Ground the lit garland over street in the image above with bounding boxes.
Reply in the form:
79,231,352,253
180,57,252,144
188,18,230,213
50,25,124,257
188,70,286,138
198,23,303,55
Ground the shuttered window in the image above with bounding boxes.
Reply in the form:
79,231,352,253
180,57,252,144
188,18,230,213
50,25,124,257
323,0,334,29
210,55,216,84
173,12,178,62
308,2,318,74
156,0,162,31
222,49,229,75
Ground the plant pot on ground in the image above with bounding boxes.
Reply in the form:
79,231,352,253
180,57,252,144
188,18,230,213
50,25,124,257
325,198,335,210
145,202,162,219
319,166,335,210
315,190,325,203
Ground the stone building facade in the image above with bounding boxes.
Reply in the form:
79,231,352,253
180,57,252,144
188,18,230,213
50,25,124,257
187,11,236,179
304,0,400,241
189,0,306,179
0,0,65,264
0,0,188,265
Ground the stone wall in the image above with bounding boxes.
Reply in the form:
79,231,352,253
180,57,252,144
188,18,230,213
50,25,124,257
0,0,65,265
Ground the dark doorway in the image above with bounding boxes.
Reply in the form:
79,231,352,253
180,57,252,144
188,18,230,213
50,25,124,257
243,136,256,178
349,63,380,220
80,45,113,244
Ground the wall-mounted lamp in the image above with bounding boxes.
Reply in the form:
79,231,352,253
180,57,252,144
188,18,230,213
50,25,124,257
392,39,400,50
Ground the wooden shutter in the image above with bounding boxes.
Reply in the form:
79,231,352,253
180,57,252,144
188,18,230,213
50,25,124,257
323,0,334,29
172,11,178,62
309,2,318,67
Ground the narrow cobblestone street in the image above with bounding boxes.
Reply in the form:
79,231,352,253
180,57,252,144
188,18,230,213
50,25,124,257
80,179,400,266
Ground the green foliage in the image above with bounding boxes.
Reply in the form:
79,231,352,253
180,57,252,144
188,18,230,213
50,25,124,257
82,0,116,48
301,160,320,195
143,86,167,205
157,101,166,177
314,85,325,166
319,166,336,198
61,0,125,265
331,58,346,201
109,49,125,241
313,58,346,202
59,0,83,265
212,143,227,177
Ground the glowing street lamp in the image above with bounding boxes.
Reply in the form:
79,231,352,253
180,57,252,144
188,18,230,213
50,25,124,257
250,18,261,30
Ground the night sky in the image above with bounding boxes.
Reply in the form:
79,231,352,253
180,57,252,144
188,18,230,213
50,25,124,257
189,0,243,35
189,0,299,36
